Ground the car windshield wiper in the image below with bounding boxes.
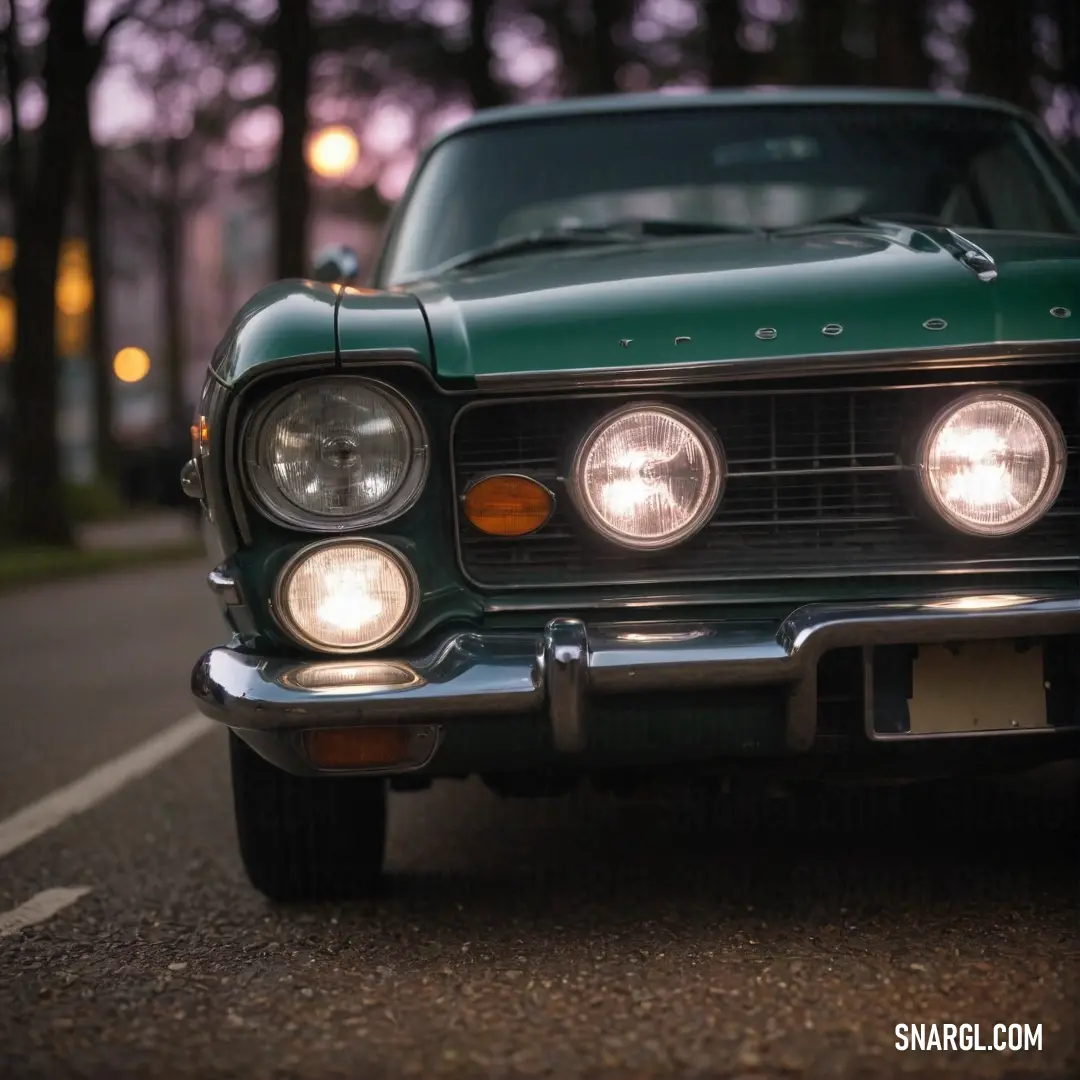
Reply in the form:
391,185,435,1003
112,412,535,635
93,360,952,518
603,217,766,238
774,211,952,232
397,219,766,282
398,225,640,281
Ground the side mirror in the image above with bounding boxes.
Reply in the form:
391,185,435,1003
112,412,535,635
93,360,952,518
312,244,361,285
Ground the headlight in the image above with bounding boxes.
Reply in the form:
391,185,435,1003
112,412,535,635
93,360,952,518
273,539,419,653
918,391,1066,537
244,378,428,530
569,403,724,550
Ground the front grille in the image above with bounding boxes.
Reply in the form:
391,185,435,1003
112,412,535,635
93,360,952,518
453,370,1080,588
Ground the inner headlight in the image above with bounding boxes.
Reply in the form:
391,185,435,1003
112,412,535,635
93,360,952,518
244,378,428,530
918,391,1066,537
569,403,724,549
273,539,419,653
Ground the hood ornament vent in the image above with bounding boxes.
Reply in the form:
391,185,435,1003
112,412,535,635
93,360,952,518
944,228,998,283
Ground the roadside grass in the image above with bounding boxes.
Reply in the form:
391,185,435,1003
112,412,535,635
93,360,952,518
0,538,204,594
64,478,132,523
0,476,204,592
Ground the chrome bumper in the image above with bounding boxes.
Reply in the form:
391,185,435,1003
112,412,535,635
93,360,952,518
192,593,1080,754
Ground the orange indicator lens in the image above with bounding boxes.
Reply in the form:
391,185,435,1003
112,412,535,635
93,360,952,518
304,727,413,769
463,475,554,536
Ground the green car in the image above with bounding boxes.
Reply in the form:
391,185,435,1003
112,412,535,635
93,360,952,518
189,89,1080,900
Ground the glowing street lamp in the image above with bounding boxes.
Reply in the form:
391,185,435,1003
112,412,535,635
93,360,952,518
306,125,360,180
56,244,94,316
0,295,13,361
113,346,151,383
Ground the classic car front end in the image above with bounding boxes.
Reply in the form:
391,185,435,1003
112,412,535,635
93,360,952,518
189,90,1080,900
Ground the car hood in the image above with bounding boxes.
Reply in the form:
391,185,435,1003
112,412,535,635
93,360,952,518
403,225,1080,382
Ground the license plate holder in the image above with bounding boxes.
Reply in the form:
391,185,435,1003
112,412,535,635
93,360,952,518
867,640,1048,738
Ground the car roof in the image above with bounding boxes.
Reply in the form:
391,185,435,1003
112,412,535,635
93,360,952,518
427,88,1031,149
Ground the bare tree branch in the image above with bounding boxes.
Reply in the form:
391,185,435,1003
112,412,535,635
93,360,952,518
1,0,24,214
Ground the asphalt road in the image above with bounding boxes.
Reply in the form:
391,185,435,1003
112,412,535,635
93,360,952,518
0,561,1078,1079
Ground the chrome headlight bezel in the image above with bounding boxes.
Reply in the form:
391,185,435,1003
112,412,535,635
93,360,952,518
241,376,430,532
916,389,1067,538
271,537,421,654
567,401,725,551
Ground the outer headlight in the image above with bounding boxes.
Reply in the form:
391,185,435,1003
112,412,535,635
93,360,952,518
273,539,419,653
569,403,724,550
244,378,428,530
918,390,1066,537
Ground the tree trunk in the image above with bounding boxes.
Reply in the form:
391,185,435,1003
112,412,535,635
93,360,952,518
802,0,857,85
587,0,623,94
966,1,1037,112
466,0,505,109
1054,0,1079,94
1,0,23,214
875,0,931,88
544,1,591,96
161,139,187,434
9,0,92,546
703,1,748,87
2,0,24,518
273,0,312,281
78,86,117,483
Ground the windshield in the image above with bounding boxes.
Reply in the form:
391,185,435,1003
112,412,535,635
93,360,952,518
378,103,1080,285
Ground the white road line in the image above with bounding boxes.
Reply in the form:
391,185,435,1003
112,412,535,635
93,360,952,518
0,887,92,939
0,713,214,862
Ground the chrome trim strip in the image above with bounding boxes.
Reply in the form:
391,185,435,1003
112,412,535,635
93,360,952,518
191,593,1080,757
336,352,475,395
477,572,1080,612
545,618,588,752
471,341,1080,393
207,566,241,605
199,373,243,557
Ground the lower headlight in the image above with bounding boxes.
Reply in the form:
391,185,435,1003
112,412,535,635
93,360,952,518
273,539,419,653
918,391,1066,537
569,403,724,549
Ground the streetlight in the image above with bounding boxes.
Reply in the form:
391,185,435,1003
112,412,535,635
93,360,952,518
0,296,13,361
55,240,93,316
306,125,360,180
113,346,151,383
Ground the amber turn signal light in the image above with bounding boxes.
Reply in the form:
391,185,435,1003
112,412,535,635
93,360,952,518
463,474,554,536
304,727,414,770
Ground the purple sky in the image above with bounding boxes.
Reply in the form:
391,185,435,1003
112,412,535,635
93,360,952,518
2,0,1078,203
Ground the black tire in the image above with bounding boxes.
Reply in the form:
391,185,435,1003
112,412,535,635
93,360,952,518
229,732,387,901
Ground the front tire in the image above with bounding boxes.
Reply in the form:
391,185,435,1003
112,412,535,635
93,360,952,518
229,733,387,901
